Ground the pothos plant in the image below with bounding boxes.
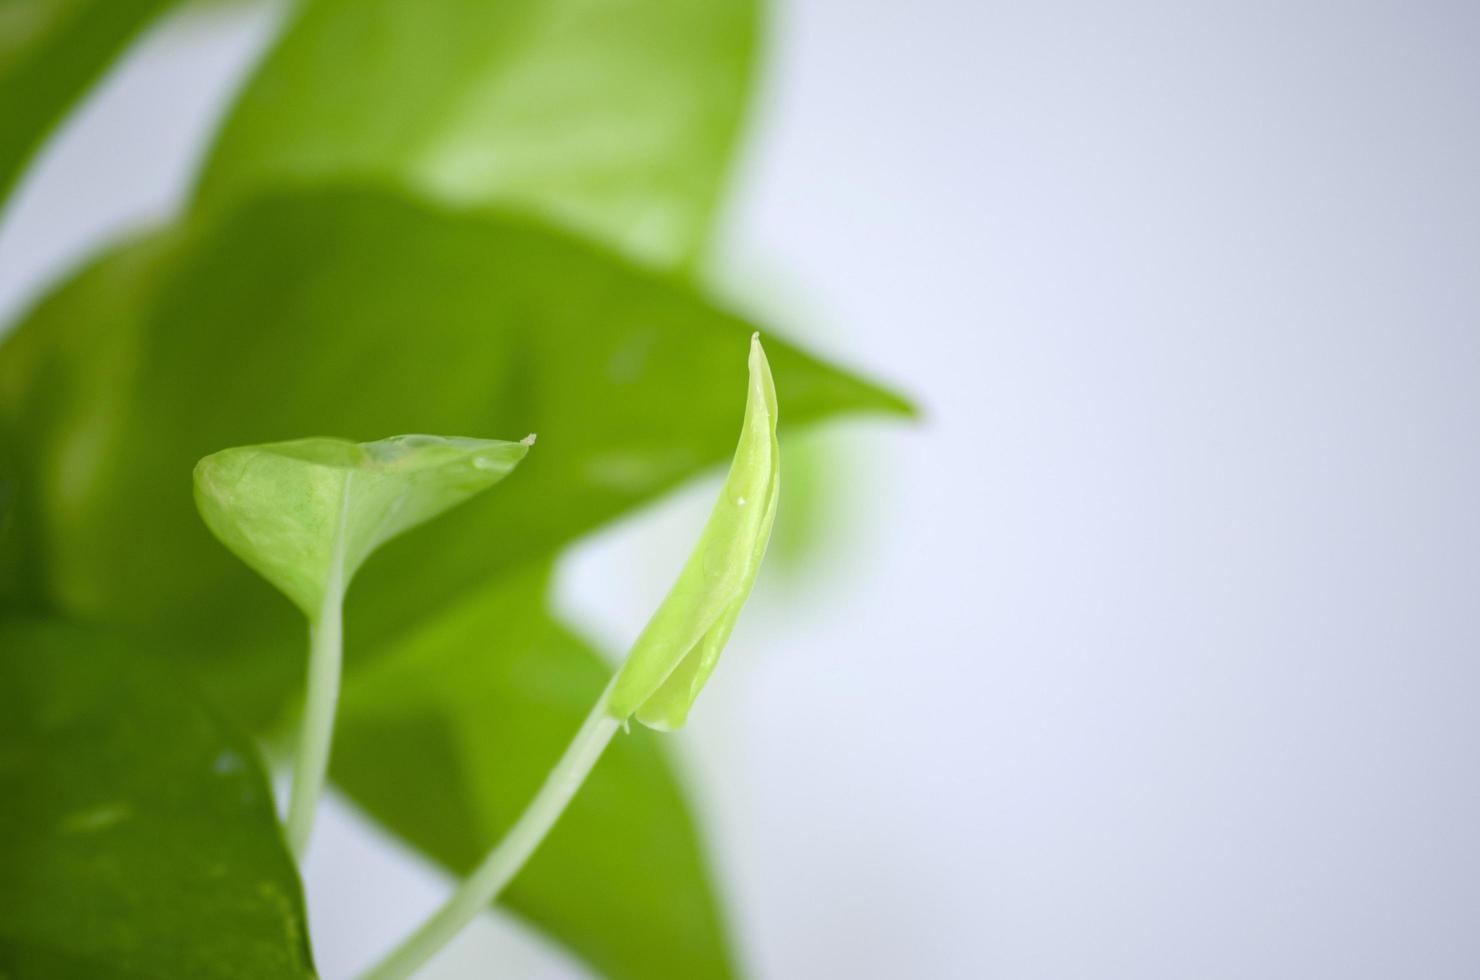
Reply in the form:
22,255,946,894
0,0,909,977
192,338,777,978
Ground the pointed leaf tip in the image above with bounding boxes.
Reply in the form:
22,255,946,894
194,434,529,618
609,339,780,729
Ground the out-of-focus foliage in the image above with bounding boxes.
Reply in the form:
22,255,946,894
196,0,758,268
0,0,910,973
0,619,314,979
0,0,178,208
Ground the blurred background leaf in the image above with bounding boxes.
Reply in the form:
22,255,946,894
0,0,179,210
0,618,315,979
195,0,759,269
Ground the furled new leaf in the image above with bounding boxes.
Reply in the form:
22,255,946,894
195,0,758,267
0,618,315,978
610,335,779,729
194,434,528,617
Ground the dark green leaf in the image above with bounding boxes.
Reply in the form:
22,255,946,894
0,618,315,979
336,564,735,980
0,0,179,210
195,0,759,268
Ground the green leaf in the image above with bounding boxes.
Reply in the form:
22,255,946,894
0,186,909,979
0,0,179,210
194,0,759,267
336,564,735,980
0,186,909,724
195,434,528,617
611,335,779,729
0,618,315,979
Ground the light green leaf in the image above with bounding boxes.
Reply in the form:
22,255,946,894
335,564,736,980
0,0,179,210
194,434,528,617
0,618,316,979
195,0,758,267
611,335,779,729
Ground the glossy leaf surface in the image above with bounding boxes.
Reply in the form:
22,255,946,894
0,618,315,978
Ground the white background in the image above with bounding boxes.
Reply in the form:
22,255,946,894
4,2,1479,977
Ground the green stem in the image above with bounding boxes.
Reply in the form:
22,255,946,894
285,474,352,859
361,684,622,980
284,586,344,858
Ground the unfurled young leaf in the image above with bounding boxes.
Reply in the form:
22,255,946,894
610,335,780,730
193,432,529,856
194,434,529,618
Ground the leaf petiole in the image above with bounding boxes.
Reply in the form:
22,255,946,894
284,586,345,858
284,472,352,858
